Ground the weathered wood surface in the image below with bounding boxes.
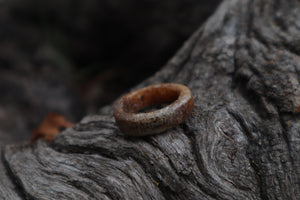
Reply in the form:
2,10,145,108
1,0,300,199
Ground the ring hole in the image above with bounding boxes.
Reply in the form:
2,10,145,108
137,102,171,113
123,87,180,113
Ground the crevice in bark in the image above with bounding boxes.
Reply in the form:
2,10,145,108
143,135,179,174
180,123,222,200
227,110,268,200
1,148,31,200
278,113,295,166
248,156,269,200
66,179,97,199
51,142,119,161
183,125,227,199
226,109,267,200
282,43,300,57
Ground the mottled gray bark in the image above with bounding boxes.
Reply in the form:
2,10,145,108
1,0,299,199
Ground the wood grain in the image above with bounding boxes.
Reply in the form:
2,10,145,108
0,0,299,199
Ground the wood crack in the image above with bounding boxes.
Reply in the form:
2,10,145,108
1,147,32,200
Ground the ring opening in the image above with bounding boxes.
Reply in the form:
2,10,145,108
123,87,180,113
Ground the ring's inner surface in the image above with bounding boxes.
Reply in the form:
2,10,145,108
123,87,180,113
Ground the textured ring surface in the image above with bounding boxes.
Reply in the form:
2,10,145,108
114,83,194,136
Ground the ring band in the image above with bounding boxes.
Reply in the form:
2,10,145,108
114,83,194,136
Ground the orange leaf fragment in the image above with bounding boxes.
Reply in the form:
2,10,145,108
31,112,74,143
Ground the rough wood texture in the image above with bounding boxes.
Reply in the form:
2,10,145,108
1,0,300,199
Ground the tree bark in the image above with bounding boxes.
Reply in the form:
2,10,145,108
1,0,299,199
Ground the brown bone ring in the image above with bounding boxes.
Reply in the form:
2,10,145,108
114,83,194,136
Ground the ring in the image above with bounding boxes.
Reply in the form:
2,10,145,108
114,83,194,136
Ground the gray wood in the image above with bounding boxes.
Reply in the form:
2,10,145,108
1,0,299,199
